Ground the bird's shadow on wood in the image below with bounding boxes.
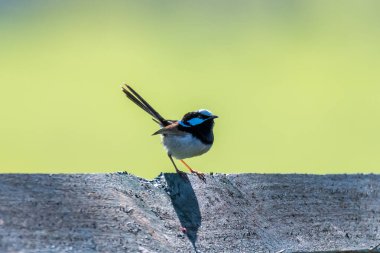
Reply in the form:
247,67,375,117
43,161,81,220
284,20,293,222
164,174,201,252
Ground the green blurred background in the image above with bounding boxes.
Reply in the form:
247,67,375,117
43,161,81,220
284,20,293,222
1,1,380,178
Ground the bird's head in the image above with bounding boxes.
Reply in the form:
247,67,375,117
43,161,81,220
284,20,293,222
179,109,218,128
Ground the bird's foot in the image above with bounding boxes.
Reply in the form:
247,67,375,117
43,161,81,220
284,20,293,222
191,170,206,183
179,160,206,183
175,169,189,181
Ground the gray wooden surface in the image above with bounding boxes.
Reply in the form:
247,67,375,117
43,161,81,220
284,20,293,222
0,173,379,252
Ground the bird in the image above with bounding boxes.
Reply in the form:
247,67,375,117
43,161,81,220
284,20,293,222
121,84,218,182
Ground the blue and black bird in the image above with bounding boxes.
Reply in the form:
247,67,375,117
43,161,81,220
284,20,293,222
121,85,218,181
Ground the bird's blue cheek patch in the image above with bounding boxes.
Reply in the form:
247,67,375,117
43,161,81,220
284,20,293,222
187,117,205,126
178,121,191,127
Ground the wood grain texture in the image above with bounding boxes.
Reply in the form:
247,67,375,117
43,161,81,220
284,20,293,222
0,173,379,252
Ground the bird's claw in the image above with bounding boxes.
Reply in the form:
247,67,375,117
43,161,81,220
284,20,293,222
193,171,206,183
176,169,189,181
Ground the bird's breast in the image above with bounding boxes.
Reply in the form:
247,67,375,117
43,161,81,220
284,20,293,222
161,133,212,160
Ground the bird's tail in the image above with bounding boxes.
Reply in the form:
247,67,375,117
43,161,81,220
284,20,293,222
121,84,169,126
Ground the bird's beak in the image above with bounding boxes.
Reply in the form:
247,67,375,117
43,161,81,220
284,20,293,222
211,115,218,119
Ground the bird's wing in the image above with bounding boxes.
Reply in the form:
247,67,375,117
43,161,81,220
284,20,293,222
121,84,170,126
152,121,187,136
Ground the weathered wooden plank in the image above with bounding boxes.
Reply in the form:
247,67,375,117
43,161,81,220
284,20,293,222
0,173,379,252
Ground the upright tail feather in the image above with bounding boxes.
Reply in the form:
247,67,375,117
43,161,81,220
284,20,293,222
121,84,169,126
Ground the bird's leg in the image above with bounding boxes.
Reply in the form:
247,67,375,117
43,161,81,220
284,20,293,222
168,154,188,180
180,160,206,182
